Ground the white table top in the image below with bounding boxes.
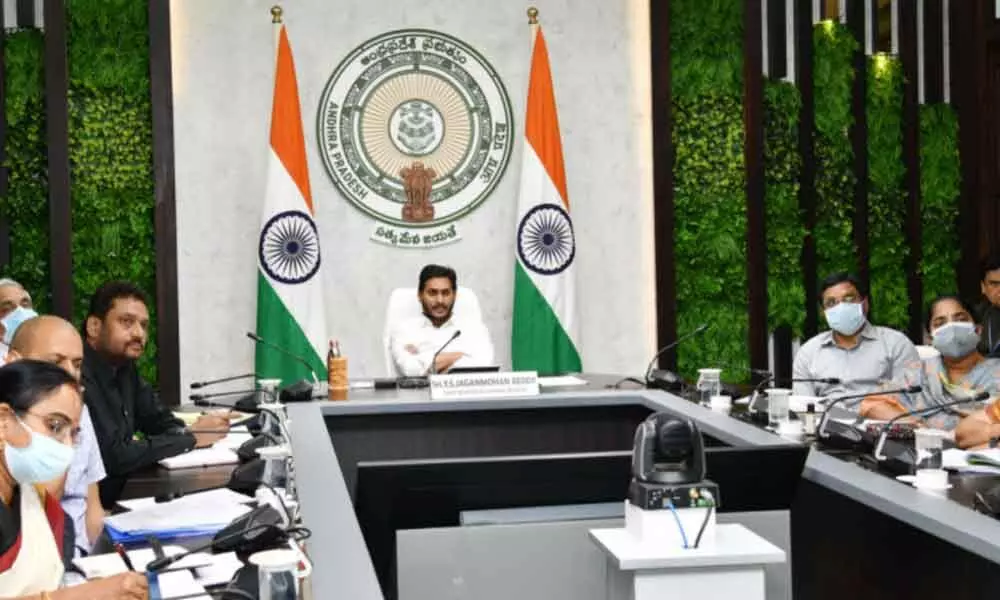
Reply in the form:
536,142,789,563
589,523,786,571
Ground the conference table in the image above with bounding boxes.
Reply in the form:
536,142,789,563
115,374,1000,600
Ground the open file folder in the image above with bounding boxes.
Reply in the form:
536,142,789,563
105,493,253,543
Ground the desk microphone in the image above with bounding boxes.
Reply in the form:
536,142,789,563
643,324,709,389
190,373,257,389
427,330,462,375
247,332,321,383
873,390,991,460
190,390,265,413
817,385,923,438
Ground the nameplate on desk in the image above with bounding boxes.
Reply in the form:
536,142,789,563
429,371,540,400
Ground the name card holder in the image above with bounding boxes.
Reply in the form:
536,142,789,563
429,371,540,400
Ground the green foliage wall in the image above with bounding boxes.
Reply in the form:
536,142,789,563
1,2,158,383
812,21,858,282
671,0,748,379
764,82,804,336
919,105,961,305
67,0,157,382
0,31,48,310
866,55,907,329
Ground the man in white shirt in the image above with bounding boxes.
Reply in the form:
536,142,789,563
7,315,106,555
390,264,495,376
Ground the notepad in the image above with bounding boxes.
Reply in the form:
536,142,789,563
155,570,210,600
117,487,254,512
538,375,588,387
159,446,239,469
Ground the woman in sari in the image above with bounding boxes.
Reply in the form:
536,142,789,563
0,359,146,599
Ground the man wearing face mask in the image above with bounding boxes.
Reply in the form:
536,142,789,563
82,281,228,508
0,278,36,365
859,296,1000,438
0,359,148,599
792,272,919,403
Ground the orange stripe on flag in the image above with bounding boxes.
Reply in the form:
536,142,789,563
270,26,314,213
524,28,568,207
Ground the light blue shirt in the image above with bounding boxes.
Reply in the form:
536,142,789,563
62,405,106,554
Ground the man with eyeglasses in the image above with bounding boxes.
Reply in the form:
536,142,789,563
5,314,106,556
792,272,919,404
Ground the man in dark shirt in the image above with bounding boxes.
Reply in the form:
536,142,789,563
82,281,228,507
979,255,1000,358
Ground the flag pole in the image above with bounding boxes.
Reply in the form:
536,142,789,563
271,5,283,56
527,6,539,44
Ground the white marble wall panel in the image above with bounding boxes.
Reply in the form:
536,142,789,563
171,0,656,394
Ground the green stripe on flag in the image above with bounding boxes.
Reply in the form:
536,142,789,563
512,263,582,375
255,273,325,386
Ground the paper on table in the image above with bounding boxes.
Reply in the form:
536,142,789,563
106,496,252,534
117,487,253,512
73,546,212,579
193,552,244,587
155,570,210,599
538,375,588,387
159,446,239,469
209,426,254,451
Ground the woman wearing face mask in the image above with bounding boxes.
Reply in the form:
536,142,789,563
0,360,147,600
860,295,1000,438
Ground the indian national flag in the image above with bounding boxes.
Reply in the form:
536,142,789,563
511,25,582,375
255,24,327,385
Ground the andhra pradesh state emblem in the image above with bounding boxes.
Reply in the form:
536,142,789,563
317,29,514,248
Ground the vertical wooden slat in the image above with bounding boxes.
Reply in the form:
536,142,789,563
745,0,768,378
900,0,924,342
43,0,72,318
799,0,820,339
951,0,986,299
650,0,677,370
149,0,181,405
0,2,9,271
924,0,944,103
847,0,871,294
15,0,32,28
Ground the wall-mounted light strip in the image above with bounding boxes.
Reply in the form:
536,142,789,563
943,0,950,103
891,0,899,55
917,0,925,103
784,0,796,83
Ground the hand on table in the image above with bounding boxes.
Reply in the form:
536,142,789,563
190,413,230,448
57,572,148,600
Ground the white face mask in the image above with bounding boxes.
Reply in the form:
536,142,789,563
2,416,74,484
824,302,866,336
932,322,981,359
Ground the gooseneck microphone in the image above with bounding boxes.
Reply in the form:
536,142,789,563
817,385,923,438
427,330,462,375
247,332,321,383
190,373,257,389
146,519,288,572
873,390,991,460
642,324,710,387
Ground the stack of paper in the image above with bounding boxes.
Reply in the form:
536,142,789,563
942,448,1000,474
105,493,252,543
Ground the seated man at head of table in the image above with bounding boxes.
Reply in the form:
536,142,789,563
389,264,495,376
859,295,1000,448
6,314,108,556
82,280,229,508
792,272,919,405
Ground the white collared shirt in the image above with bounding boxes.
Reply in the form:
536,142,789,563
389,314,495,376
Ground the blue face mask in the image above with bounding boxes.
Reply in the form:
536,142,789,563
3,417,74,484
1,306,38,344
824,302,866,336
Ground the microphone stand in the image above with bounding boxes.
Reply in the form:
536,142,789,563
817,385,923,439
190,373,257,389
247,332,321,383
873,390,990,461
427,330,462,376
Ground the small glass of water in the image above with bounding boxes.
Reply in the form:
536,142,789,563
767,388,791,428
914,428,947,470
696,368,722,406
251,549,301,600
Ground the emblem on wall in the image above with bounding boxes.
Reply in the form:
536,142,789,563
317,29,514,248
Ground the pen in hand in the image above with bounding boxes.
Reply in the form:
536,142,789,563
114,543,136,571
